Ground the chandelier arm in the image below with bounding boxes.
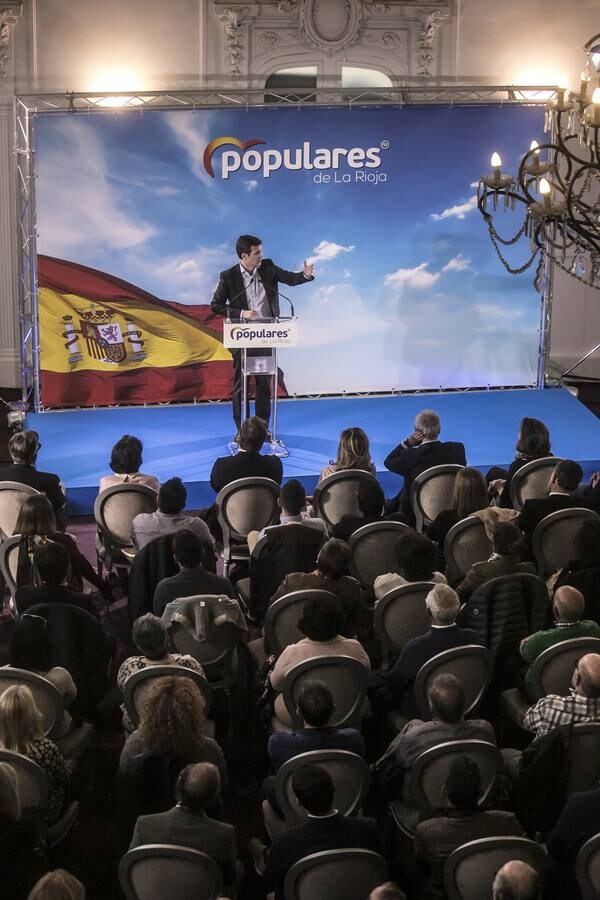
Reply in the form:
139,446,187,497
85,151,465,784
553,116,594,170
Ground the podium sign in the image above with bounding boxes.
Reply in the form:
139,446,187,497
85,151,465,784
223,319,298,349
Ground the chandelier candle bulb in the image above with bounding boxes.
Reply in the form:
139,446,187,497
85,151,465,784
491,152,502,183
539,178,553,211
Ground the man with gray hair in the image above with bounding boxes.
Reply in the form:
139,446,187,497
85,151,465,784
492,860,540,900
0,429,67,530
383,408,466,522
370,584,479,718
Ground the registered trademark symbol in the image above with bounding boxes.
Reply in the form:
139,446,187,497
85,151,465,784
380,140,390,150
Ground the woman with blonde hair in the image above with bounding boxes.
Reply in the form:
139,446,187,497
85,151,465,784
426,467,490,560
319,427,376,481
0,684,69,825
27,870,85,900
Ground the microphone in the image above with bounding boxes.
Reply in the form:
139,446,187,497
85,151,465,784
222,274,257,321
255,266,295,319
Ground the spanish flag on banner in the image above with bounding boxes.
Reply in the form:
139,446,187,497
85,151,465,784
38,255,236,408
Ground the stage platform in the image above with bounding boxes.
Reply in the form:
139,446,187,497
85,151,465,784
27,387,600,516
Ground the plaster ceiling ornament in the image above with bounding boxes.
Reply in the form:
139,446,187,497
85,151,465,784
417,7,448,77
0,3,22,80
278,0,370,54
364,29,404,49
258,29,298,48
218,6,253,76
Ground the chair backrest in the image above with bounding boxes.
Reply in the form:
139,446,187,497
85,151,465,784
282,655,369,730
533,508,600,575
348,521,410,586
167,596,242,676
94,483,158,548
0,667,64,740
444,836,547,900
444,516,492,584
216,476,280,546
284,848,388,900
0,533,22,600
0,482,40,540
0,748,48,813
119,844,223,900
373,582,435,670
576,831,600,900
414,645,492,720
509,456,562,511
410,740,502,817
248,524,324,621
411,464,465,532
529,636,600,700
123,665,212,729
274,750,371,825
312,470,380,529
264,590,337,657
566,723,600,796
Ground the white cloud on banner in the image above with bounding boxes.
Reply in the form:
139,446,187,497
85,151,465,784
430,195,478,221
306,240,356,265
165,112,214,182
154,185,180,197
36,120,156,256
244,180,258,191
473,302,524,320
136,244,231,305
443,254,471,272
384,262,441,289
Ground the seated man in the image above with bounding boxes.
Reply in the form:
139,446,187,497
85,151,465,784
492,861,540,900
370,584,478,719
132,476,214,551
210,416,283,494
383,409,466,523
0,430,67,530
153,529,234,616
251,763,384,900
546,781,600,896
130,762,240,896
332,479,386,543
16,541,99,619
248,478,328,552
416,756,525,899
523,652,600,741
516,459,588,542
520,585,600,699
374,531,446,603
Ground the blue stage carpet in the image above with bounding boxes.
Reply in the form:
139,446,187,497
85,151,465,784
27,388,600,516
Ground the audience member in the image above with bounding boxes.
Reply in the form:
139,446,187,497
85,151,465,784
0,762,45,900
15,542,99,619
516,459,587,540
319,426,377,481
546,782,600,892
553,517,600,622
153,529,234,616
0,430,67,530
415,756,525,899
0,685,70,825
488,416,551,509
426,466,491,552
130,762,239,894
332,478,386,542
269,538,370,643
131,476,214,551
374,531,446,603
492,860,540,900
15,494,113,603
456,522,535,602
117,613,204,731
520,586,600,697
269,594,370,728
522,651,600,740
119,675,227,790
248,478,328,551
370,584,478,718
368,884,407,900
99,434,159,493
251,763,383,900
383,409,466,522
27,870,85,900
209,416,283,494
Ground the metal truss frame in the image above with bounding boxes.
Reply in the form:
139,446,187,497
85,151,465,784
14,84,556,412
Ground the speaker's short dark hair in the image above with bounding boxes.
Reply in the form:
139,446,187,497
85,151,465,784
236,234,262,258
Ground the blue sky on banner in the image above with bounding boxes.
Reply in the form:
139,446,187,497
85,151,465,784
36,104,544,392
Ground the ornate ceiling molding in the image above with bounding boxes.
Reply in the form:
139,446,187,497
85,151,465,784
417,7,448,77
218,5,259,76
0,3,22,80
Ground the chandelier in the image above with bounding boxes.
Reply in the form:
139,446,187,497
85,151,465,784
477,33,600,291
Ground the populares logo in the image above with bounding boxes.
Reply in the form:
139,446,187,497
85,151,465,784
203,136,383,179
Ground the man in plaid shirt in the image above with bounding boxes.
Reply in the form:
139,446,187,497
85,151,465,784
523,653,600,740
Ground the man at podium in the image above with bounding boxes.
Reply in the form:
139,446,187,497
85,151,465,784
211,234,314,437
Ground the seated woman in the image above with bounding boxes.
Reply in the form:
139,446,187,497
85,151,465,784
269,594,370,729
318,427,376,482
118,675,227,811
0,685,70,826
374,531,446,603
0,762,46,899
99,434,160,493
487,416,552,508
456,521,536,602
554,517,600,623
26,870,85,900
426,467,490,565
117,613,205,732
14,495,113,604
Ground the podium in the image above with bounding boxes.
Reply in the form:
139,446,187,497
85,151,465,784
223,317,298,457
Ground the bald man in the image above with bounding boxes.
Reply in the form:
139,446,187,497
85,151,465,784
523,652,600,740
520,586,600,698
492,860,540,900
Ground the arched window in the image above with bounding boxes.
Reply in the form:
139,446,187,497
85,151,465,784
341,67,393,89
264,66,318,103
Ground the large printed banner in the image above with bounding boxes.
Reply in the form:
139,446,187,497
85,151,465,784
35,104,544,407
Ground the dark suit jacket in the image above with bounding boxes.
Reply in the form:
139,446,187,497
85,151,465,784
210,259,314,321
0,463,66,530
516,493,590,540
371,624,480,718
384,440,466,521
264,812,383,899
15,583,99,619
153,566,235,616
130,806,237,889
546,787,600,860
210,451,283,494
